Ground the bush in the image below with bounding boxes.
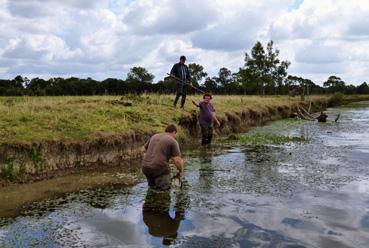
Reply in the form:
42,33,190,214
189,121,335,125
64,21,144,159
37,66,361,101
328,92,345,107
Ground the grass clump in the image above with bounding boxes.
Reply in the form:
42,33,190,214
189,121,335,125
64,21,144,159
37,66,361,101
31,148,44,172
2,157,16,182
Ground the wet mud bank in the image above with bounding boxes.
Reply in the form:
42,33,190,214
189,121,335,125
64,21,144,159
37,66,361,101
0,96,363,186
0,132,151,186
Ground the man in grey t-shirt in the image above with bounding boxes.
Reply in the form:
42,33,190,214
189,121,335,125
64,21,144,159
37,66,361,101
142,124,184,190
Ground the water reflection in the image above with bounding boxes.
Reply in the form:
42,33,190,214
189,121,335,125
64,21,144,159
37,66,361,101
142,187,189,246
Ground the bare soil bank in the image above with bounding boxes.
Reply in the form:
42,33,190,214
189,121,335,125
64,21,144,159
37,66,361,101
0,96,365,186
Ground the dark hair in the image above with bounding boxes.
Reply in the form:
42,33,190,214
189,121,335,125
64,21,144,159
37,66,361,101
180,55,186,61
165,124,177,133
203,93,212,99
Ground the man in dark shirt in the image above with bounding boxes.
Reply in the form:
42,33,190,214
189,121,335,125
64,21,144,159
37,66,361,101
142,124,184,190
192,93,221,145
170,55,192,108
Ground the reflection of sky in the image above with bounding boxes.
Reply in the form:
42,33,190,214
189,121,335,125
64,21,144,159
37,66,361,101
76,207,150,247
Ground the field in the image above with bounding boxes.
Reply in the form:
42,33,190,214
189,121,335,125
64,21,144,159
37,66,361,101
0,94,368,144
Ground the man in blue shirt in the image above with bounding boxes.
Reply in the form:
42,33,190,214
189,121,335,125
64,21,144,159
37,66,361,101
192,93,221,145
170,55,192,108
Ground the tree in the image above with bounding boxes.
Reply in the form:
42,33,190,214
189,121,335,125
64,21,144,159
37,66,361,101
238,40,290,95
323,75,346,93
287,75,309,101
27,77,49,95
213,67,237,94
188,63,208,86
203,77,218,93
244,41,266,95
12,75,26,89
127,66,154,84
357,82,369,94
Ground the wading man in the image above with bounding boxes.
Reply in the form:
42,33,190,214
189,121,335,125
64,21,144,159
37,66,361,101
142,124,184,191
192,93,221,145
170,55,192,108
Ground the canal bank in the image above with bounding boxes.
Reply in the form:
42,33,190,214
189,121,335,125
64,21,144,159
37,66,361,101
0,94,369,186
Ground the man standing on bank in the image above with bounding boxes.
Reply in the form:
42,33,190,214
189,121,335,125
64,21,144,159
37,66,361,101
192,93,221,145
170,55,192,108
142,124,184,191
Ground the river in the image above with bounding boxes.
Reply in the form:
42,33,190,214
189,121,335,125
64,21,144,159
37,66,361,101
1,103,369,247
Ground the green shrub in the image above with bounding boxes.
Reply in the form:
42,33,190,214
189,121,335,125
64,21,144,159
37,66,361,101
329,92,345,107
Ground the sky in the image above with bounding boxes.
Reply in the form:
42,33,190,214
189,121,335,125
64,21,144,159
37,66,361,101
0,0,368,85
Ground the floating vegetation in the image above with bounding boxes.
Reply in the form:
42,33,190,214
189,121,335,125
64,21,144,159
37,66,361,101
227,133,307,145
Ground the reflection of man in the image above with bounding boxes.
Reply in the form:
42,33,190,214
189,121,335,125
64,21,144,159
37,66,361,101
142,124,184,191
171,55,192,108
142,189,184,246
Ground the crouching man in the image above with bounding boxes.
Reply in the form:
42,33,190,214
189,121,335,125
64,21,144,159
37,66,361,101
142,124,184,191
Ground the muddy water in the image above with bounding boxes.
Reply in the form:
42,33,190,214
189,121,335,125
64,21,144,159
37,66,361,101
1,103,369,248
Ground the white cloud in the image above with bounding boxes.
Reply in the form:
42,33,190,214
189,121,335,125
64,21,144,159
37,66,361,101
122,0,218,35
269,0,369,84
294,41,344,64
0,0,368,85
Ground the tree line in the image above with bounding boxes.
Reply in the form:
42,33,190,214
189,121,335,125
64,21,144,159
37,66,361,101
1,40,369,96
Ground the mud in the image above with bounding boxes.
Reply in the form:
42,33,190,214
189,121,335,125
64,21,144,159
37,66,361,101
1,103,369,247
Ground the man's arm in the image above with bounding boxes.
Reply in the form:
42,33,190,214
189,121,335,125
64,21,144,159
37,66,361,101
173,156,184,177
192,100,199,107
170,64,177,77
186,65,192,85
171,141,184,176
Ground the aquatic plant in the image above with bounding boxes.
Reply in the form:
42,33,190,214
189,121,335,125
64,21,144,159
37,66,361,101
227,133,307,145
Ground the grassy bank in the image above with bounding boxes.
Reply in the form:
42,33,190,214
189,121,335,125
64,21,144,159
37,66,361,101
2,94,367,144
1,94,369,184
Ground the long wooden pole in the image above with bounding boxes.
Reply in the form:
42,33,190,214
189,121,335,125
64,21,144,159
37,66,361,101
167,73,206,94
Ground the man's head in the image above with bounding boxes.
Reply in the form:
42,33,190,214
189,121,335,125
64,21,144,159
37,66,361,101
165,124,178,137
179,55,186,64
203,93,212,103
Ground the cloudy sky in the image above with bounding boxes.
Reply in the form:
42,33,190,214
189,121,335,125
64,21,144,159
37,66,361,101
0,0,368,85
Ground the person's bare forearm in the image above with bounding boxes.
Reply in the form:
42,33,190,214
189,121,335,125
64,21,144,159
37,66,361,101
191,100,199,107
175,160,184,173
174,156,184,175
